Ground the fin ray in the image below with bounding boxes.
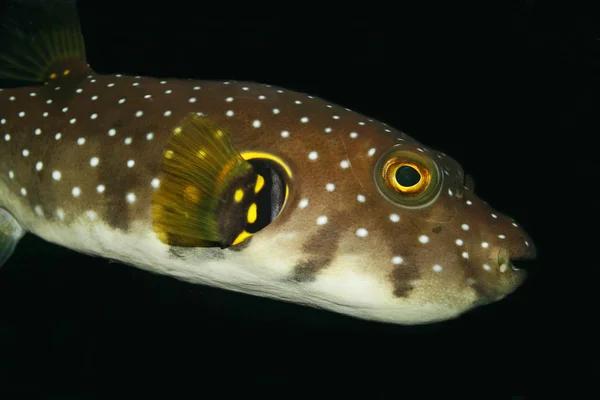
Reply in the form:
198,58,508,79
0,0,89,84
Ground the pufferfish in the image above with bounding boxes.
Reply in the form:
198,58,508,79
0,1,536,325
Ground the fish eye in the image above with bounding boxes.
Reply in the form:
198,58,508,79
390,163,429,194
375,146,442,208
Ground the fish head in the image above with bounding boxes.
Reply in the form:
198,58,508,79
246,115,536,323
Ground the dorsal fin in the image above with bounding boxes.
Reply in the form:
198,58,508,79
0,0,90,86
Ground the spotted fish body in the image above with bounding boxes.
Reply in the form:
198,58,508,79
0,2,536,325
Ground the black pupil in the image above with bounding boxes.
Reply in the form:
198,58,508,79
395,165,421,187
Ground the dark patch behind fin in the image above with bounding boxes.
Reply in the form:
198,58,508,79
0,0,89,86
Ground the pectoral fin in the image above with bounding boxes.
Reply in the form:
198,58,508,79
0,208,25,268
152,113,259,248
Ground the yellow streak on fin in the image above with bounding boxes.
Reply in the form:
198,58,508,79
234,189,244,203
247,203,258,224
152,113,255,248
255,174,265,193
232,231,252,246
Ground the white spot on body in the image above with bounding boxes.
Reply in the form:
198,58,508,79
22,149,29,157
146,133,154,141
35,128,42,135
226,110,234,117
325,183,335,192
34,205,44,217
127,160,135,168
56,209,65,221
340,160,350,169
72,187,81,197
85,211,98,221
316,216,328,225
308,151,318,160
298,199,309,208
151,179,160,189
281,130,290,138
300,117,309,123
124,137,132,145
52,171,62,181
77,138,86,145
461,224,470,231
20,188,27,196
108,129,117,136
368,148,376,157
35,162,43,171
96,185,105,193
90,157,99,167
357,194,366,203
392,256,403,265
126,193,136,204
355,228,368,238
432,265,443,272
418,235,429,244
135,111,144,118
252,120,261,128
389,213,400,222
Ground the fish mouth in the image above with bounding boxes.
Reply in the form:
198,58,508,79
510,257,536,272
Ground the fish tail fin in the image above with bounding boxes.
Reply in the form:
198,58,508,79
0,208,25,269
0,0,90,87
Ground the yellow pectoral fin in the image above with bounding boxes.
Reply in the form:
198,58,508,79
152,113,257,248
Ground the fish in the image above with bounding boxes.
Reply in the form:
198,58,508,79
0,0,536,325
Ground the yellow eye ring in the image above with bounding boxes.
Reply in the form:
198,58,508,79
375,145,442,208
382,159,431,196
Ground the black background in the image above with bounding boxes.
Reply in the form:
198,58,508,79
0,0,596,396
